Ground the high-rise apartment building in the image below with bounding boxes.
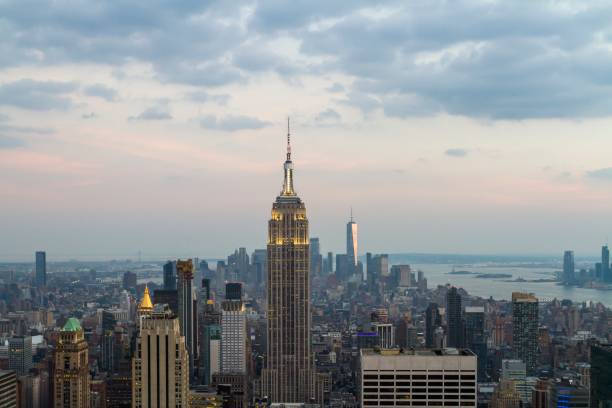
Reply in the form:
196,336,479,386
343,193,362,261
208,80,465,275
132,305,189,408
512,292,538,375
309,238,322,277
360,348,477,407
35,251,46,287
262,128,317,403
221,283,246,374
251,249,267,285
446,286,464,348
0,370,17,408
390,264,412,289
563,250,575,284
54,318,90,408
177,259,195,379
122,271,137,291
425,303,442,348
602,245,611,283
591,344,612,408
101,330,115,373
8,335,32,376
464,306,486,381
326,252,333,275
346,212,358,268
163,261,176,290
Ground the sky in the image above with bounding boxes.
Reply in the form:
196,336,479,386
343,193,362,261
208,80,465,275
1,0,612,261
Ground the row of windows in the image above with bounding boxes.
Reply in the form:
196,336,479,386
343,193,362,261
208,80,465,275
364,374,475,380
363,388,476,394
364,392,476,399
364,381,473,387
364,401,474,406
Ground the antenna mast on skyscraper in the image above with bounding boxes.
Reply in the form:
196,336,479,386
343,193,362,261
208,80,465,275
350,206,354,222
286,117,291,161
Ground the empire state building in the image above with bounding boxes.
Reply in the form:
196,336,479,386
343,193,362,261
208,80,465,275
262,123,316,403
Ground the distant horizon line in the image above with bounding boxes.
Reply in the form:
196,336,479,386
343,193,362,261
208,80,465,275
0,250,604,264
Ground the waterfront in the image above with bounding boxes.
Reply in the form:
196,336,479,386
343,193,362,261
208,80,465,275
409,263,612,307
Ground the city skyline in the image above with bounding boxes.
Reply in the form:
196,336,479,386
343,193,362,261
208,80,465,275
2,2,612,259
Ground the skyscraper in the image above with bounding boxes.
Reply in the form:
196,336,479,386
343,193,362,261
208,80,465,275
132,305,189,408
177,259,195,380
464,306,487,381
8,335,32,376
360,348,477,407
54,318,90,408
346,210,358,269
163,261,176,290
591,344,612,408
563,250,575,284
221,283,246,373
602,245,611,283
262,125,316,403
446,286,464,348
425,303,442,348
512,292,538,375
309,237,322,277
35,251,46,287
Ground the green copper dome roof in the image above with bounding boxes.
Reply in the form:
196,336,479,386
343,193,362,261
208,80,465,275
62,317,82,332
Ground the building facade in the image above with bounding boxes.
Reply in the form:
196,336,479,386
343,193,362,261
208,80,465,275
346,214,358,268
262,128,316,403
221,283,246,374
0,370,17,408
54,318,90,408
177,259,195,379
446,287,464,348
512,292,538,375
591,344,612,408
132,305,189,408
8,335,32,376
360,348,477,407
35,251,46,287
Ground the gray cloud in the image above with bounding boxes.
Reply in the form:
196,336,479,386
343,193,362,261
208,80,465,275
445,148,468,158
315,108,342,123
199,114,271,132
586,167,612,181
129,105,172,121
326,83,345,93
0,79,77,111
2,1,612,119
0,135,25,148
187,92,230,105
83,84,118,101
82,112,97,119
0,124,54,134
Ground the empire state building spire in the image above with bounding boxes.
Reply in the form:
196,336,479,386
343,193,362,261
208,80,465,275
263,121,317,403
281,117,296,197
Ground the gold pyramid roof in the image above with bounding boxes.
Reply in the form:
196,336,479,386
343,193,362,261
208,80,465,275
138,285,154,310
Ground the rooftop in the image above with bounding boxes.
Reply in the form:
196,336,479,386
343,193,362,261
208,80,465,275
62,317,82,332
361,347,475,357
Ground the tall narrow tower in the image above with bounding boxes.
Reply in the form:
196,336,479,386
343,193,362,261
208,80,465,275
132,305,189,408
263,122,316,403
54,318,90,408
512,292,538,375
346,210,358,268
177,259,195,380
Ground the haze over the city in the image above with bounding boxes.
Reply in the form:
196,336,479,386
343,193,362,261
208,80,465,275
2,1,612,260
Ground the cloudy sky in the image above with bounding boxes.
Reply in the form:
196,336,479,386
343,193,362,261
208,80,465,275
1,0,612,261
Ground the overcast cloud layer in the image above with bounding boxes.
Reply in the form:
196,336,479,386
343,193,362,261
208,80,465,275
1,1,612,260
